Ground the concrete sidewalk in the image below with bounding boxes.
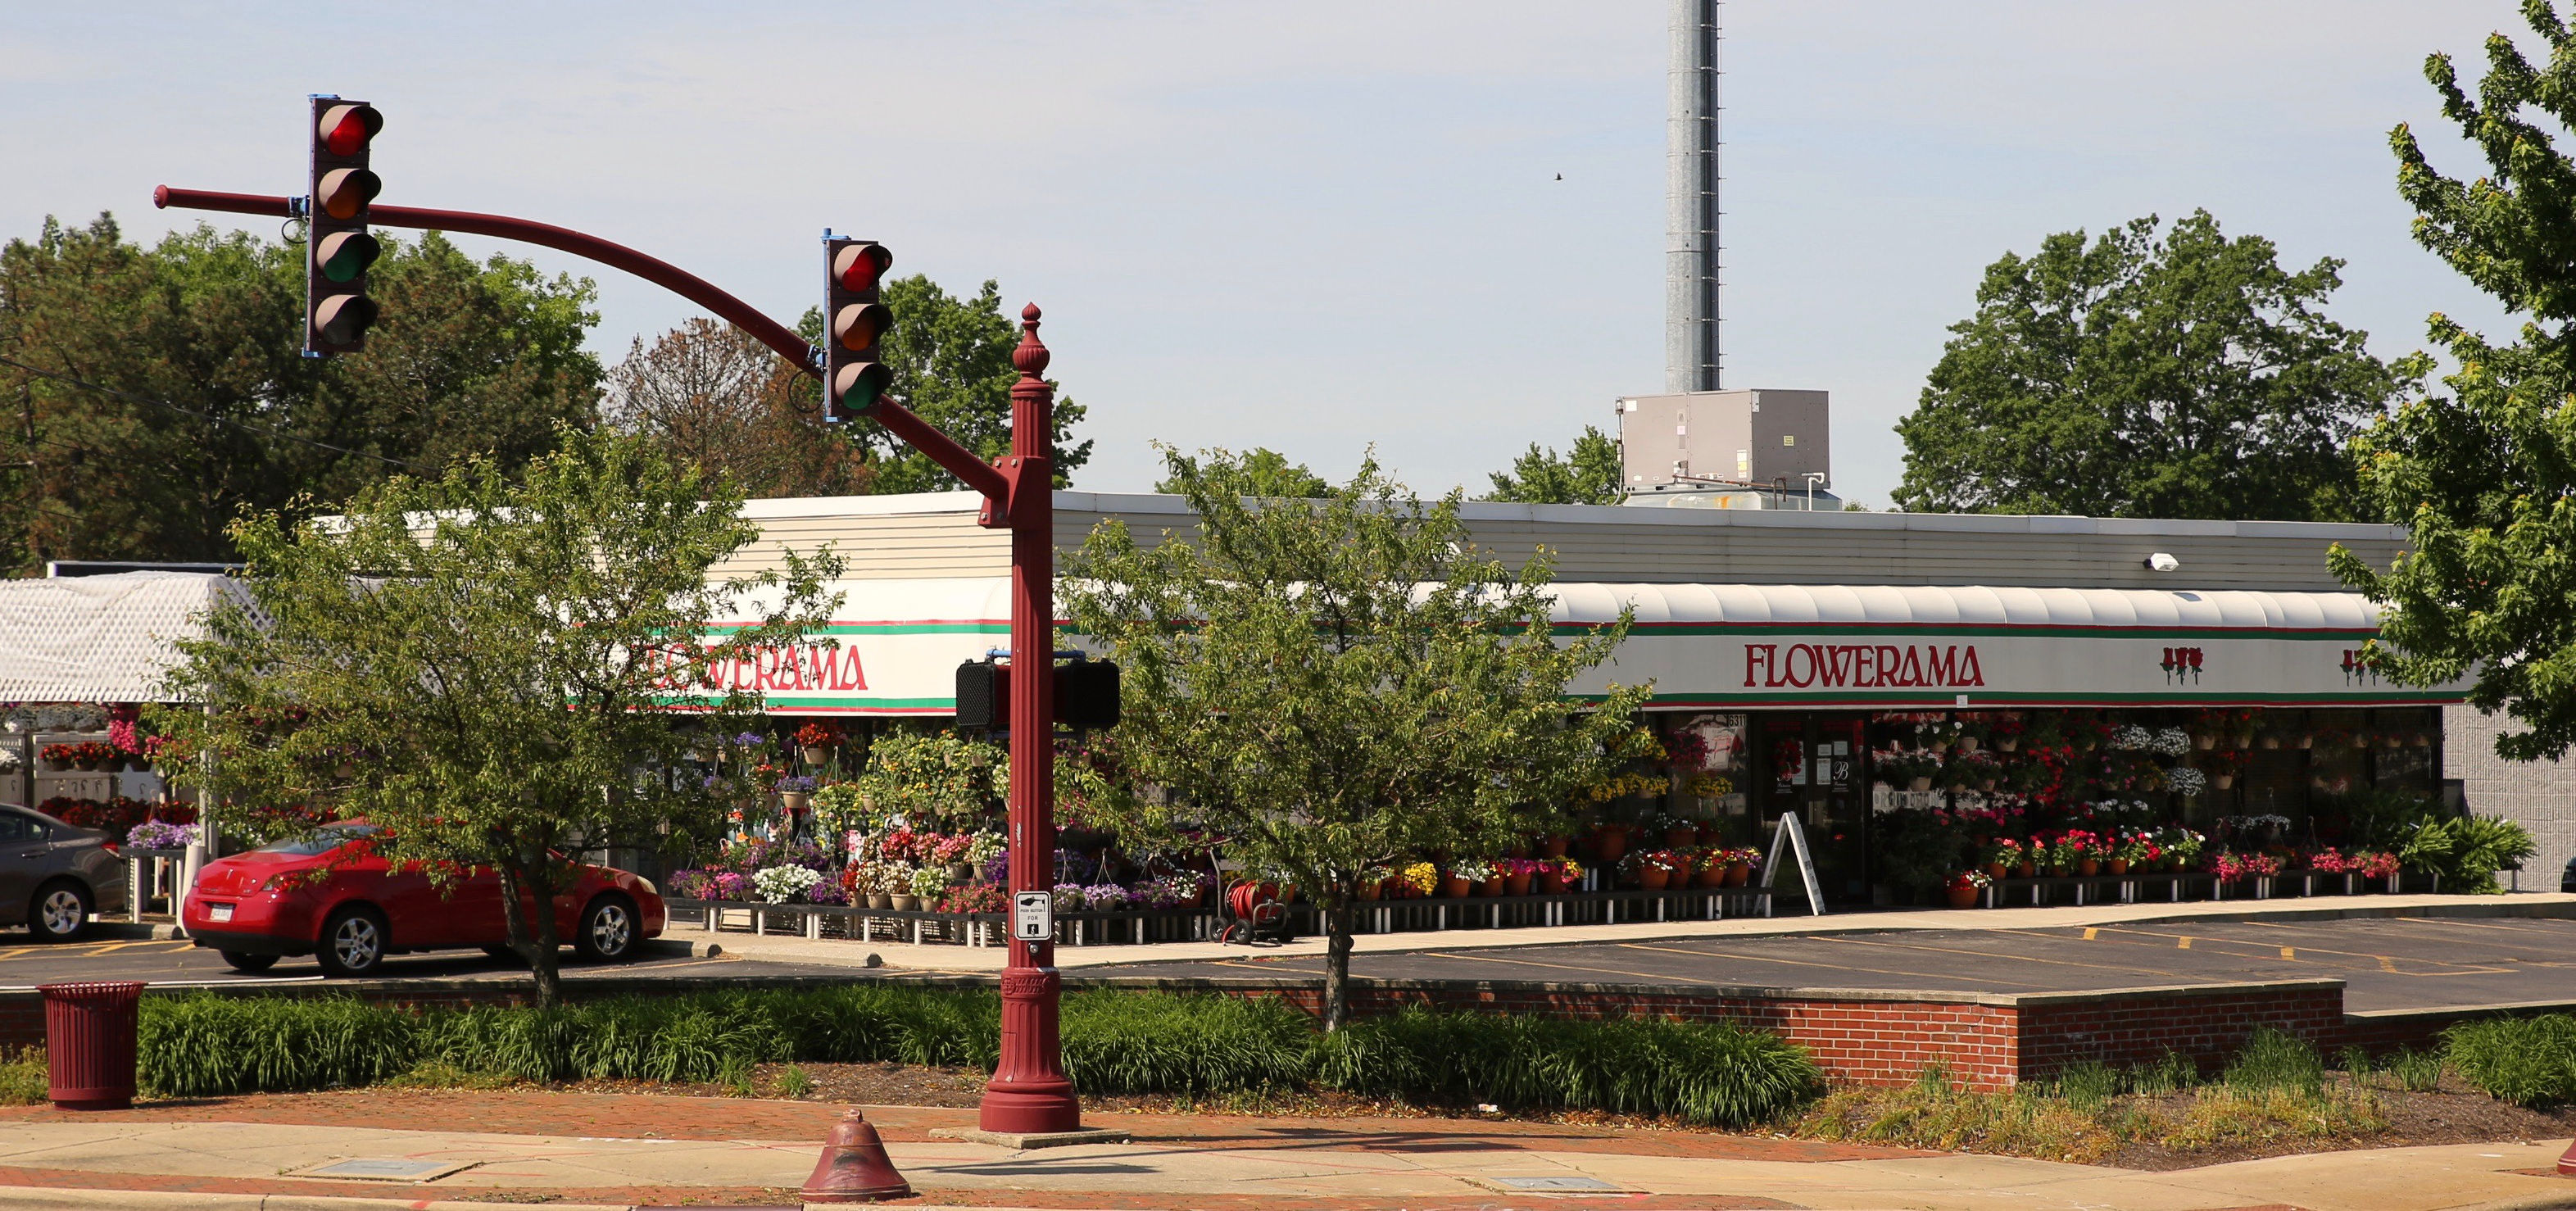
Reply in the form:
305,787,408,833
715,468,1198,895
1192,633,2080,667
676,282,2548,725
701,891,2576,974
0,1100,2573,1211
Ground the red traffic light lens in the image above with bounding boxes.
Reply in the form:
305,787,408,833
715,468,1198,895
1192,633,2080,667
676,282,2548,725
833,243,891,292
317,103,383,156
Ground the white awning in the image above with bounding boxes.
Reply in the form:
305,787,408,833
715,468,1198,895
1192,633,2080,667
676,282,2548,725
0,572,252,703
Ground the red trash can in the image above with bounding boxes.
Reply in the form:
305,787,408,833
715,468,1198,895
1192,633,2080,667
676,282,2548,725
39,982,145,1110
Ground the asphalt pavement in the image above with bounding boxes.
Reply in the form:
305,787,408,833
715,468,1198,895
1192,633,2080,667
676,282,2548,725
1092,913,2576,1014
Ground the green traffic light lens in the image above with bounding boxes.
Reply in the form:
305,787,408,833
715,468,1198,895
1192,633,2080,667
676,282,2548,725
315,233,380,283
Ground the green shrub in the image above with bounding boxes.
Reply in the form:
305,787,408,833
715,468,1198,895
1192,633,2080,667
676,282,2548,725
142,992,423,1096
1061,991,1312,1095
2129,1050,2198,1095
2052,1060,2119,1110
2446,1016,2576,1105
2221,1027,2323,1095
2388,1047,2446,1094
1313,1007,1821,1127
0,1048,44,1105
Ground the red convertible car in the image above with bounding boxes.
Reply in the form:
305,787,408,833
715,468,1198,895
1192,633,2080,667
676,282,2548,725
181,823,666,977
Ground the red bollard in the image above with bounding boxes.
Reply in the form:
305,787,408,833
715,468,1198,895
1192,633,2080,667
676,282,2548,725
39,982,145,1110
2558,1137,2576,1176
801,1107,912,1203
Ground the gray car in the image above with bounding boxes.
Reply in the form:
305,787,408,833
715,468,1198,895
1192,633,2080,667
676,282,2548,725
0,804,129,941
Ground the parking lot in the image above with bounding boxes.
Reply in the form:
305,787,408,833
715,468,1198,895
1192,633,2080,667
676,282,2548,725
1098,914,2576,1014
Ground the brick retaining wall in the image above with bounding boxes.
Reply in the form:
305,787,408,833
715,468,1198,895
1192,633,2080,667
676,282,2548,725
1,971,2559,1091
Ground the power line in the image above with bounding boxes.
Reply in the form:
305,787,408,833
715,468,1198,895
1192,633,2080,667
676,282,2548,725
0,353,433,474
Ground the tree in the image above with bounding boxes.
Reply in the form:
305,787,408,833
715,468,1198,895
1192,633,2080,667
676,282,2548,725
152,428,840,1003
1060,447,1652,1030
0,215,601,569
1484,425,1624,505
797,275,1091,493
1893,210,2408,520
2333,3,2576,761
604,319,873,498
1153,447,1329,498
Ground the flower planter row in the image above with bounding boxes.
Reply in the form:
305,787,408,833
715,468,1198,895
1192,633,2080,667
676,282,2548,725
1966,869,2439,909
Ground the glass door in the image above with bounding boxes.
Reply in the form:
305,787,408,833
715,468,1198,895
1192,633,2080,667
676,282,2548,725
1755,715,1869,905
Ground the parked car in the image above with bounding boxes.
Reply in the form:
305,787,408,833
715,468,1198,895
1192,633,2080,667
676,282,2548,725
0,802,129,941
181,823,664,977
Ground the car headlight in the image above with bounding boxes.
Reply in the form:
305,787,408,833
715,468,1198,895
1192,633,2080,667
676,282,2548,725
635,876,660,897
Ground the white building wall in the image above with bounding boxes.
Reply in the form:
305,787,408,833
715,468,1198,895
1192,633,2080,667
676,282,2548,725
2447,704,2576,891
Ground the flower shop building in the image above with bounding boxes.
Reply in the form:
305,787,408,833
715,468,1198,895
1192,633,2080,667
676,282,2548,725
707,492,2495,907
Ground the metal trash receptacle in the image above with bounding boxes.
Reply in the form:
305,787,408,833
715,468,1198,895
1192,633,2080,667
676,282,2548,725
39,981,145,1109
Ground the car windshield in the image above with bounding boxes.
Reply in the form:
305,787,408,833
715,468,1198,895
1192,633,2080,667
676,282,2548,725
252,824,380,856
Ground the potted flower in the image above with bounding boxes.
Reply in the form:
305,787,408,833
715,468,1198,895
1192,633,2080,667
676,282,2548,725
1051,882,1088,914
1945,869,1991,908
1541,857,1581,895
900,864,948,911
1400,861,1439,899
2206,751,2246,791
1982,837,2022,881
1454,858,1501,896
755,864,823,905
1500,858,1540,896
1438,864,1473,898
1537,833,1571,859
2166,765,2208,801
1085,883,1132,912
2061,829,2110,877
2109,829,2154,876
794,721,842,767
1952,750,2004,791
1661,815,1698,849
1726,846,1757,886
39,743,73,772
1636,850,1685,891
775,774,818,814
1989,712,2025,752
1685,772,1732,801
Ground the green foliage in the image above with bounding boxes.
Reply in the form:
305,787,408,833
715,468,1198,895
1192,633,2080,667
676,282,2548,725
1155,447,1329,499
603,319,873,499
0,215,601,570
2388,1046,2448,1094
848,729,1009,831
2129,1051,2198,1096
1895,210,2404,520
1060,991,1315,1095
2051,1061,2120,1111
129,988,1821,1125
2336,6,2576,760
1312,1007,1821,1127
149,428,841,1003
795,276,1091,493
0,1049,47,1105
2314,787,2436,850
1062,448,1653,1027
2393,814,2537,893
2446,1015,2576,1106
1483,425,1625,506
2221,1027,2324,1095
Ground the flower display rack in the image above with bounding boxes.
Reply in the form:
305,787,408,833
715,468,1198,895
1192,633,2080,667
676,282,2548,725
1982,869,2438,909
671,899,1228,948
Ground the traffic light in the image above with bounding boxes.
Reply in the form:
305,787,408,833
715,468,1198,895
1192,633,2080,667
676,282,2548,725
306,97,382,355
822,237,892,422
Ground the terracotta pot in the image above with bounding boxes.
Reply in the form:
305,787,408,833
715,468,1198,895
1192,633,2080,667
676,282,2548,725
1909,777,1934,792
2296,735,2315,749
1725,861,1751,887
2107,858,2129,875
1594,828,1629,862
2213,774,2234,790
1507,841,1532,859
1539,835,1570,859
73,756,98,771
800,745,832,767
2194,733,2216,751
1440,876,1471,898
2077,858,2101,877
1979,779,1998,792
1665,827,1697,848
1957,736,1980,754
1639,867,1671,891
1694,864,1724,888
1505,872,1533,896
1357,880,1381,901
2077,737,2098,752
1986,862,2007,881
781,791,813,813
867,892,892,909
2234,732,2255,750
2013,862,2036,878
42,757,67,772
2260,736,2280,749
1947,885,1982,908
1997,737,2018,752
1540,872,1570,894
891,895,919,911
1481,874,1505,897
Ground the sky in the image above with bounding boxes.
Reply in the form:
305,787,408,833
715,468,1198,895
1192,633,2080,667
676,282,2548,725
0,2,2535,508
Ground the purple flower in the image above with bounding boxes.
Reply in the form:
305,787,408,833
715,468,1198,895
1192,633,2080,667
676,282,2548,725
732,732,769,747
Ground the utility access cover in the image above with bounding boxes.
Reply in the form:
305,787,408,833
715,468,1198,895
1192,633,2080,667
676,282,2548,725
1476,1175,1626,1191
294,1158,479,1182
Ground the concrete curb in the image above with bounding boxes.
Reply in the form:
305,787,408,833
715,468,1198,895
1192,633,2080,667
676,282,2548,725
637,937,722,959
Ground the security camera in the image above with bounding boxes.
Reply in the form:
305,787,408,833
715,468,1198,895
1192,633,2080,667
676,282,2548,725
2144,552,2180,572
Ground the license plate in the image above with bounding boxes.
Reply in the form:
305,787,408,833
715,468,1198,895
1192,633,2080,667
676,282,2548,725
207,904,234,923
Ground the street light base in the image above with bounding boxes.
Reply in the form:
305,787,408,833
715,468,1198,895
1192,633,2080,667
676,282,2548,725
931,1125,1133,1150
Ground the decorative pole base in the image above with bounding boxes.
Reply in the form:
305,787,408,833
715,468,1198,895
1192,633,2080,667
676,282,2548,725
801,1108,911,1203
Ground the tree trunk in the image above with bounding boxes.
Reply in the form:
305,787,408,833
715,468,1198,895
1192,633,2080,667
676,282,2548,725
497,863,565,1008
1322,891,1354,1032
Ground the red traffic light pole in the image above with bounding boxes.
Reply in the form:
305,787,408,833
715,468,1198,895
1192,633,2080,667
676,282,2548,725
156,184,1090,1139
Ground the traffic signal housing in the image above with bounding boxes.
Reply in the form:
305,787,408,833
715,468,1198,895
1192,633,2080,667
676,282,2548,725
306,97,382,355
953,655,1120,732
823,238,892,422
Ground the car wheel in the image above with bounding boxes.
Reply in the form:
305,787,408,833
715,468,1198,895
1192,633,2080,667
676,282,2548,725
574,894,638,962
29,881,91,943
220,951,279,973
315,906,388,977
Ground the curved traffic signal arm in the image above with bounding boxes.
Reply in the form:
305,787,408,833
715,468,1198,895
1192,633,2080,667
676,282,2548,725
306,98,382,356
823,238,892,423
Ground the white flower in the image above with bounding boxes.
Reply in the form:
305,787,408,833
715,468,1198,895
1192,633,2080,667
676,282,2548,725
2111,725,2152,751
2166,766,2207,796
0,747,18,771
753,864,823,904
2152,728,2193,756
